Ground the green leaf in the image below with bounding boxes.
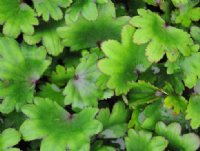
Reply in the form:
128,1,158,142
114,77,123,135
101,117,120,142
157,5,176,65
125,129,168,151
91,141,115,151
50,65,75,87
0,128,21,151
191,26,200,44
38,83,65,106
166,52,200,88
186,95,200,129
128,81,162,107
155,122,200,151
24,20,64,56
20,97,102,151
172,0,200,27
66,0,108,21
0,112,26,131
171,0,188,7
140,101,185,130
0,37,50,113
32,0,72,21
97,102,129,138
98,25,151,95
164,95,187,114
0,0,38,38
63,53,102,109
130,9,195,62
58,1,130,51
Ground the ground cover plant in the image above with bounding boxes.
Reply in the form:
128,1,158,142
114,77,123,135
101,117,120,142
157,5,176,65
0,0,200,150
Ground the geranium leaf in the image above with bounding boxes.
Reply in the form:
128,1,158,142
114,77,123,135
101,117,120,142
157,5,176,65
0,128,21,151
24,20,64,56
172,0,200,27
130,9,195,62
98,25,151,95
186,95,200,129
32,0,72,21
0,0,38,38
125,129,168,151
58,1,130,51
97,102,129,138
20,97,103,151
66,0,108,21
0,37,50,113
63,53,103,109
155,122,200,151
128,81,162,107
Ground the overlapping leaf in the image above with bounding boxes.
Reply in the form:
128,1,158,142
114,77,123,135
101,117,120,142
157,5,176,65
24,20,64,56
66,0,108,21
58,1,130,50
32,0,72,21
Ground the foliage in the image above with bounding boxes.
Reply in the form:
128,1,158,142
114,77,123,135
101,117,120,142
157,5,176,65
0,0,200,150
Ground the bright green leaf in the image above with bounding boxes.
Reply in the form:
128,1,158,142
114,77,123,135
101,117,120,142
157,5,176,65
172,0,200,27
98,25,151,95
164,95,187,114
0,129,21,151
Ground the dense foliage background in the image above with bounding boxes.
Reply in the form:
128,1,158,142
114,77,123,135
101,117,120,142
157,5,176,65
0,0,200,150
